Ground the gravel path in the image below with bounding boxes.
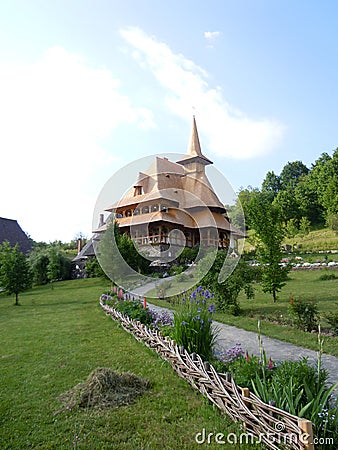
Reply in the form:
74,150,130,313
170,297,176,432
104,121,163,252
131,284,338,389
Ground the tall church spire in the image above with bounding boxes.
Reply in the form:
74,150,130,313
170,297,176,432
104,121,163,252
188,115,203,157
177,116,213,166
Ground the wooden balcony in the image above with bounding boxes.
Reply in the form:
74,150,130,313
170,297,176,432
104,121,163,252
132,234,229,249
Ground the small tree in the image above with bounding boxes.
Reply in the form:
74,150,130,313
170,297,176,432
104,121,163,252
299,216,311,236
0,242,32,305
248,193,290,302
285,218,299,238
326,213,338,233
197,251,256,315
98,221,150,282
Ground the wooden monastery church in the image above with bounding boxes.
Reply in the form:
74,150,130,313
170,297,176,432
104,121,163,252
93,117,242,261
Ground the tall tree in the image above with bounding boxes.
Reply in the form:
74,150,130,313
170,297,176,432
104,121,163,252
232,186,260,229
261,171,281,199
273,188,301,224
294,178,323,226
247,193,290,302
280,161,309,189
0,242,32,305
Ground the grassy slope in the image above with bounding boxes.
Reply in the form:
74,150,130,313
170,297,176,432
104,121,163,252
284,228,338,253
0,279,254,450
244,226,338,254
147,271,338,357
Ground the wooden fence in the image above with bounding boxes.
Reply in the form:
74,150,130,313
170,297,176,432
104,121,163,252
100,299,315,450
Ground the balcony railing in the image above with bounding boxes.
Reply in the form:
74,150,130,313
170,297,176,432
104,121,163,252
132,234,229,249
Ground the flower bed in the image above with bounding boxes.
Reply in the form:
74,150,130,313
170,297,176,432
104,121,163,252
100,294,321,450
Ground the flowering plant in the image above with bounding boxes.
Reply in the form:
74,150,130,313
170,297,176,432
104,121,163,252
218,342,244,364
171,286,218,360
149,310,173,334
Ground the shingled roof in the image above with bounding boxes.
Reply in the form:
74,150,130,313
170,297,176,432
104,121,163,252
0,217,32,255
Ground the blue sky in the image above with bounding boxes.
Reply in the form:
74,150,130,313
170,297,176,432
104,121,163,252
1,0,338,242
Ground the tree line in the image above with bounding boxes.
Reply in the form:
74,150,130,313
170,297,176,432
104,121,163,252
231,147,338,234
0,241,74,304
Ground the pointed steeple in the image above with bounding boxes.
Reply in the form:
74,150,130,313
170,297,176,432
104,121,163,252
177,116,213,166
188,115,203,157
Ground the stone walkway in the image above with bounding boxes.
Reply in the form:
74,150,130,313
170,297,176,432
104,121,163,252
131,284,338,390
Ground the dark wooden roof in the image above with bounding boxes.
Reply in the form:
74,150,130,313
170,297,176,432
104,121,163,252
72,237,96,262
0,217,32,255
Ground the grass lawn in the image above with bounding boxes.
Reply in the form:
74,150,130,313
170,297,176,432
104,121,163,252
146,270,338,357
0,279,255,450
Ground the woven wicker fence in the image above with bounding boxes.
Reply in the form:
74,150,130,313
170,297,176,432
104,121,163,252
100,299,315,450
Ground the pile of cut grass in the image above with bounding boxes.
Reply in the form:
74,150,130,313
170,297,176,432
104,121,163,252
58,367,150,411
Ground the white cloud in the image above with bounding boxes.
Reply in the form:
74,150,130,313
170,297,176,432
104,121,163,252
0,46,155,242
204,31,221,40
120,27,284,160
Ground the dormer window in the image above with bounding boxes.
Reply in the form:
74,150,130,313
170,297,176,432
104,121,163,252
134,186,143,196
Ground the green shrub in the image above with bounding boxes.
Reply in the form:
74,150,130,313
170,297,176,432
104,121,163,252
289,296,319,332
326,311,338,336
85,257,106,278
169,265,184,276
318,272,338,281
271,358,327,405
176,272,190,283
156,280,172,298
226,354,274,389
114,300,153,326
248,356,337,448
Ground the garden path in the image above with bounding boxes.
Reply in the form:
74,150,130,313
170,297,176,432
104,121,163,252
131,284,338,390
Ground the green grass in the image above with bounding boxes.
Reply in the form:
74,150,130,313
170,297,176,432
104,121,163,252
147,270,338,357
244,226,338,253
0,279,255,450
285,227,338,253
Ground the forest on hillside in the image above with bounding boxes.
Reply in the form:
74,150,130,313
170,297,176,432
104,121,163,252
230,148,338,236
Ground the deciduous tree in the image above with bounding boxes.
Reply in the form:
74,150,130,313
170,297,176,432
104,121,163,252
196,251,257,315
247,193,290,302
0,242,32,305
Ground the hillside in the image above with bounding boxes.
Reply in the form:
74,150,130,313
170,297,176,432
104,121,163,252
244,227,338,255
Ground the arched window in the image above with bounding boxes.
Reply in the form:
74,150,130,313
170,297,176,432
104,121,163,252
142,206,149,214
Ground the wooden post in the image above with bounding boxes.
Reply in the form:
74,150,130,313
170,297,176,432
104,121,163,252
241,387,250,430
241,387,250,408
298,419,314,450
143,297,147,309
